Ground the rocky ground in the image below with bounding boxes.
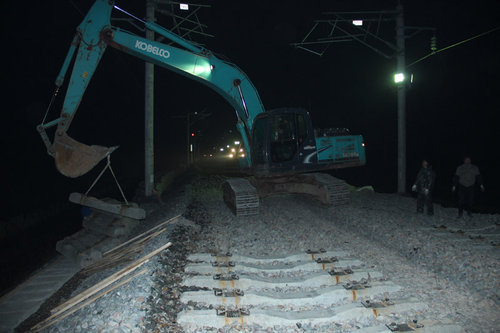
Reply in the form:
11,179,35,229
17,170,499,332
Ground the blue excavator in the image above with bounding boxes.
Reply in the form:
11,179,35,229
37,0,366,217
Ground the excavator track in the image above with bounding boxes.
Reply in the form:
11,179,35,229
223,174,349,216
223,178,260,216
311,173,351,206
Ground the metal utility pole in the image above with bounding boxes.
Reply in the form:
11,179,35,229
111,1,211,196
186,112,191,166
292,5,434,193
395,4,406,193
142,0,212,189
144,0,155,197
186,109,211,165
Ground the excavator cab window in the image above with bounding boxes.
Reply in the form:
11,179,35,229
270,114,297,163
297,114,307,145
252,117,267,164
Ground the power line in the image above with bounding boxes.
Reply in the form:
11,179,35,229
407,26,500,68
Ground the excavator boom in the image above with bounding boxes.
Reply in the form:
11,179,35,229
38,0,264,176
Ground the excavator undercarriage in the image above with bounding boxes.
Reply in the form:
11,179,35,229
223,173,350,216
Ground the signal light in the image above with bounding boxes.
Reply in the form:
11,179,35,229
191,132,195,137
430,36,437,52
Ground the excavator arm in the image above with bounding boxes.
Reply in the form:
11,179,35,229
38,0,264,177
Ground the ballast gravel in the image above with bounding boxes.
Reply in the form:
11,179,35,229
17,174,499,333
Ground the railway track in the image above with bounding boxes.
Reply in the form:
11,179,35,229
176,249,463,332
4,180,497,332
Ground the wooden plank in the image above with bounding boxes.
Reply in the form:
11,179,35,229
49,242,171,316
31,268,148,332
103,214,181,255
81,241,145,275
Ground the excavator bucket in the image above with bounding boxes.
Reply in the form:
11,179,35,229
54,132,118,178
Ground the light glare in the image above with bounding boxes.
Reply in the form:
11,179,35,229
180,3,189,10
394,73,405,83
352,20,363,26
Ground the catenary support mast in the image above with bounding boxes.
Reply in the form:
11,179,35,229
396,4,406,193
144,0,155,197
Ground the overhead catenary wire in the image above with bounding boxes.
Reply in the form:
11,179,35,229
407,26,500,68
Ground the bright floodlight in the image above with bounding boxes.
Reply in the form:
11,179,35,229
394,73,405,83
180,3,189,10
234,141,240,145
352,20,363,26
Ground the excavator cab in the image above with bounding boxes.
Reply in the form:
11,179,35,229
251,108,366,177
251,108,317,176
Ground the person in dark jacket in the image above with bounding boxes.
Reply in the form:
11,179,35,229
452,156,485,218
412,159,436,215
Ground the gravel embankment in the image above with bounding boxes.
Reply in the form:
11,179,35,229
18,174,499,332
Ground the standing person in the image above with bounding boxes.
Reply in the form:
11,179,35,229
412,159,436,215
452,156,485,218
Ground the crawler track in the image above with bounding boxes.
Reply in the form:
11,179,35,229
222,173,350,217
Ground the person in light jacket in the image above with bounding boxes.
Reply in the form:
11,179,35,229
452,156,485,218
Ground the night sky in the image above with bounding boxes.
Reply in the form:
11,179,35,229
3,0,500,223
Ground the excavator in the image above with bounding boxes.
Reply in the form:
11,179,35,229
37,0,366,217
